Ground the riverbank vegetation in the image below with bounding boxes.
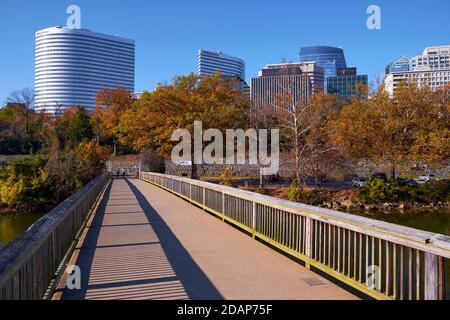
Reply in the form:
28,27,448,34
0,105,109,212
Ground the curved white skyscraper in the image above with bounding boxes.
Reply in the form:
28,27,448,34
198,49,245,81
35,27,135,113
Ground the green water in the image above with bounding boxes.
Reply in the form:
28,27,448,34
351,209,450,236
0,212,44,247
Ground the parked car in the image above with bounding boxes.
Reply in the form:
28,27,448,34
352,177,367,187
406,180,419,187
395,178,419,187
370,173,388,182
418,173,436,182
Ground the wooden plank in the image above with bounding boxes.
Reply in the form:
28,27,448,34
338,227,342,272
359,233,362,282
409,247,413,300
378,238,382,293
400,246,404,300
393,243,397,299
305,217,312,258
438,256,445,300
386,241,391,296
328,224,332,266
424,253,438,300
416,250,421,300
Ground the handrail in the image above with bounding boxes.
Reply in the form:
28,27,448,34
140,172,449,300
0,173,111,300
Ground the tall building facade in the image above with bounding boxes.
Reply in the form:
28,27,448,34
250,62,322,109
299,46,347,91
410,46,450,71
384,45,450,95
35,27,135,113
327,67,368,101
197,49,245,80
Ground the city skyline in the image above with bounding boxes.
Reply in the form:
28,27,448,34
1,0,450,104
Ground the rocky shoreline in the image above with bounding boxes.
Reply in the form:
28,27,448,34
242,185,449,214
320,200,449,213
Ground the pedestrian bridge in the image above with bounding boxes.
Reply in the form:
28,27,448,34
1,173,449,300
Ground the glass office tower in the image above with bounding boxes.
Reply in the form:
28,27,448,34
326,68,368,101
299,46,347,78
300,46,347,91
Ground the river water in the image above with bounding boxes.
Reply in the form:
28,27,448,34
0,212,44,247
352,209,450,236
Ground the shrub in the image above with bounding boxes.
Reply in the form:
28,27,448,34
287,184,325,206
359,179,450,204
0,155,54,208
0,140,110,210
255,187,269,195
410,181,450,204
219,167,236,187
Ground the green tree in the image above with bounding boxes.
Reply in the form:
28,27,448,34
66,106,94,147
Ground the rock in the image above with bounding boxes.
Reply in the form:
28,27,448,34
365,204,376,211
323,202,333,209
341,200,358,210
332,202,341,210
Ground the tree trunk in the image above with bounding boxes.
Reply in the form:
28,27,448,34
391,163,396,180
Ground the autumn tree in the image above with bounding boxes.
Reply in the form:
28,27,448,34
2,88,45,153
275,92,343,185
91,87,134,155
118,73,250,178
330,82,450,179
6,88,36,150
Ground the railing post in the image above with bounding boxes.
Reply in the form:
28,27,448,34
202,187,205,211
221,191,225,221
305,217,313,269
252,202,256,238
425,253,445,300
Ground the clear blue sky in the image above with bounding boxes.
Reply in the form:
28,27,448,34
1,0,449,104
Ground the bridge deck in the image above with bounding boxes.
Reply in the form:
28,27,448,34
53,178,357,300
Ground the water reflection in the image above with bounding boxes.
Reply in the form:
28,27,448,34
350,209,450,236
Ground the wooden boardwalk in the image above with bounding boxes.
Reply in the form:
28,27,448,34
53,178,357,300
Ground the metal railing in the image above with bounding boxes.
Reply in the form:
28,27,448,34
0,174,110,300
140,172,450,300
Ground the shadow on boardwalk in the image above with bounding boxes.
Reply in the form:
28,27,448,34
58,178,222,300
